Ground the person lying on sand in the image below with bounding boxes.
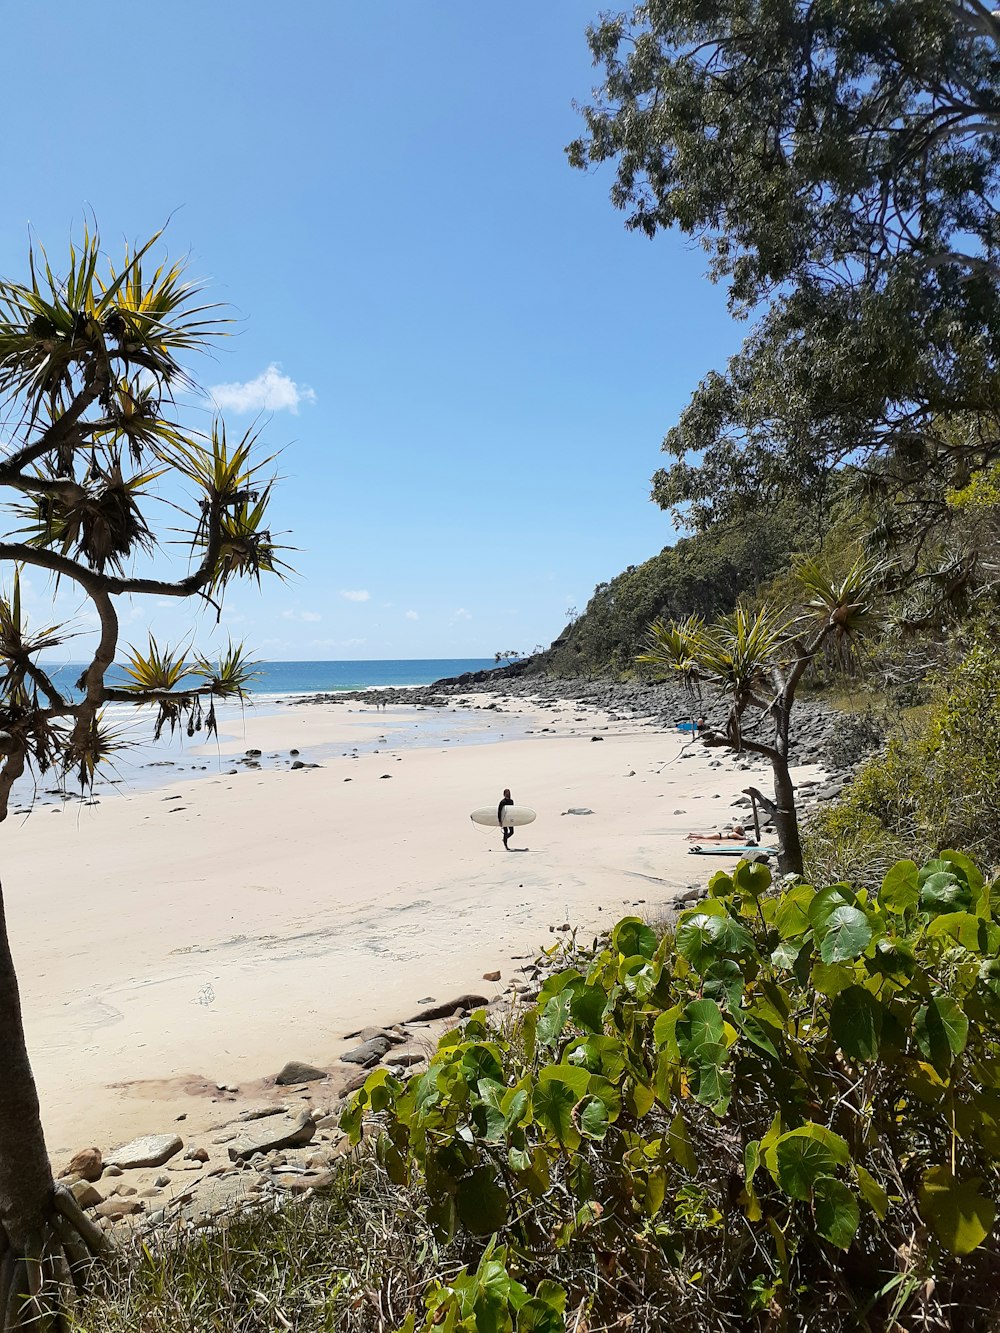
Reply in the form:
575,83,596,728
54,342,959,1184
685,825,756,844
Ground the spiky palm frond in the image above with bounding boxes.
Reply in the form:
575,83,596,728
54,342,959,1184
64,710,130,790
694,604,794,706
162,421,290,587
12,466,164,572
120,636,192,693
98,241,226,388
0,570,63,663
91,376,187,464
161,420,276,504
0,226,225,418
637,615,703,677
192,640,260,698
209,483,292,591
795,552,889,638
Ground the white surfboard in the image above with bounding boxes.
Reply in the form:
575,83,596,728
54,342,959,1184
471,805,536,829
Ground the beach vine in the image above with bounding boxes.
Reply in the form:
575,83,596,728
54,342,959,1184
347,852,1000,1330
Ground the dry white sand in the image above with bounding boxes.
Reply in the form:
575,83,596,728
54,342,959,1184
1,695,822,1165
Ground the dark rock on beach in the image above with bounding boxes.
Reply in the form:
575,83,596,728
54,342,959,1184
275,1061,328,1086
227,1110,316,1161
340,1036,392,1066
406,994,490,1023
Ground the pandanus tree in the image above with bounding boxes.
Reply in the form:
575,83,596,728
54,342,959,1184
639,556,886,876
0,227,286,1329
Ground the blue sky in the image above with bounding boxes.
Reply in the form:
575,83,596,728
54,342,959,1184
2,2,742,661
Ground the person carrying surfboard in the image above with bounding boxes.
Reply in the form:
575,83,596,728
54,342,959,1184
498,788,514,850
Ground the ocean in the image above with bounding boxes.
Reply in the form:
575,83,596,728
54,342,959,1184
41,658,497,698
13,658,514,810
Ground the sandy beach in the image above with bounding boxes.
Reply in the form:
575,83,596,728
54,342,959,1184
2,694,822,1167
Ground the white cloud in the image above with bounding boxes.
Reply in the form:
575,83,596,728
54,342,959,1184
405,610,419,620
340,589,370,603
208,363,316,415
281,609,322,622
453,608,472,621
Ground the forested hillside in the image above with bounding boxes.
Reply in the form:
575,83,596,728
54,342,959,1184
539,491,857,678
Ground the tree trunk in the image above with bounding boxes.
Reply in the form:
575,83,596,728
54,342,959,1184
0,880,106,1329
744,758,804,878
0,881,54,1251
770,758,804,878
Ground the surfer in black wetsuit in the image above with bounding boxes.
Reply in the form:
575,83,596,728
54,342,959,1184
498,788,514,850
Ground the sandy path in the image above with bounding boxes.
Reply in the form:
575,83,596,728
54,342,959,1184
1,697,819,1163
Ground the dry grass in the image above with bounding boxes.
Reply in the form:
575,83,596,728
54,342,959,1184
70,1154,456,1333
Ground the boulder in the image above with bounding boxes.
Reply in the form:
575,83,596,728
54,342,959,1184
59,1147,103,1182
341,1025,405,1045
179,1173,261,1224
340,1037,391,1066
105,1134,183,1170
95,1198,144,1219
70,1179,103,1209
275,1061,328,1086
405,994,489,1023
272,1169,336,1194
482,970,501,982
384,1052,425,1068
226,1111,316,1162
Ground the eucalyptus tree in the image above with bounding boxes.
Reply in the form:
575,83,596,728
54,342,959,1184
0,228,285,1329
639,556,885,875
569,1,1000,530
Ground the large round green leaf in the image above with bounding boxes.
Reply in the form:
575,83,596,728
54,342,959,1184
532,1078,580,1148
516,1297,565,1333
878,860,919,915
814,1177,860,1250
937,849,984,895
455,1167,508,1234
734,859,772,897
538,1063,591,1098
676,913,723,973
703,959,745,1012
920,871,973,916
620,955,659,999
820,906,873,963
578,1095,610,1140
774,883,817,938
612,917,657,960
772,1125,849,1201
677,998,725,1060
830,985,883,1061
569,983,608,1034
918,1166,997,1255
914,996,969,1071
809,884,858,936
775,1135,839,1201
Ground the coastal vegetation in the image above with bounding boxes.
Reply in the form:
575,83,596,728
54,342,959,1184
637,554,886,876
10,2,1000,1329
76,853,1000,1329
0,228,284,1329
568,0,1000,535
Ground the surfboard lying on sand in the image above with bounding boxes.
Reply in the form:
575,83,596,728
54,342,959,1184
688,844,776,857
471,805,537,828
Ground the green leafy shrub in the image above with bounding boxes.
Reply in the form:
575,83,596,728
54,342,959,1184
347,854,1000,1331
807,634,1000,883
